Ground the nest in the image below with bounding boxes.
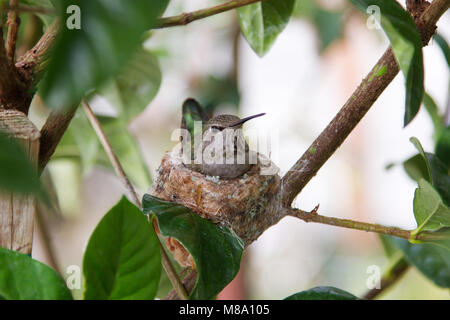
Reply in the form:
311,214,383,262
149,151,283,268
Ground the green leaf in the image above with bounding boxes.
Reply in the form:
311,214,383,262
436,126,450,168
350,0,424,126
412,179,450,234
408,137,450,205
389,237,450,288
238,0,296,57
142,195,244,300
0,248,72,299
83,196,161,300
422,93,444,142
39,0,168,109
434,33,450,67
284,286,358,300
0,131,43,196
98,49,162,123
313,8,343,52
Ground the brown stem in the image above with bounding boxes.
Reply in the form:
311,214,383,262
38,104,78,173
6,0,20,63
286,208,449,241
280,0,449,206
155,0,264,28
363,257,409,300
165,270,197,300
1,4,56,16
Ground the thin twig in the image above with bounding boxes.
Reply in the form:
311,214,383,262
154,0,264,28
363,254,409,300
286,208,449,241
1,4,56,16
82,100,189,300
6,0,20,63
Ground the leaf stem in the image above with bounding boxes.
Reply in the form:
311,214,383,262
6,0,20,63
82,100,189,300
154,0,264,29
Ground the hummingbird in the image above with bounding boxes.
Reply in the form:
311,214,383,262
180,98,265,179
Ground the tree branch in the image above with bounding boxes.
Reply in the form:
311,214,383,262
6,0,20,63
286,208,449,241
82,100,189,301
363,254,409,300
154,0,264,29
38,104,78,173
280,0,450,207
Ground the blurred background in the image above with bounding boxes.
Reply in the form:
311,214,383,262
28,0,450,299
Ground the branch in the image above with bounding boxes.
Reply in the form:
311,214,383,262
38,104,78,173
280,0,450,206
82,101,189,301
154,0,264,28
6,0,20,63
286,208,449,241
0,3,56,16
363,254,409,300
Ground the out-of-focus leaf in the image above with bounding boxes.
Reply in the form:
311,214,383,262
238,0,296,56
412,179,450,234
422,93,444,142
142,195,244,300
0,131,43,196
434,33,450,67
436,126,450,168
39,0,168,109
99,117,151,190
389,236,450,288
350,0,424,126
99,49,162,123
313,8,343,52
284,286,358,300
83,196,161,300
0,248,72,299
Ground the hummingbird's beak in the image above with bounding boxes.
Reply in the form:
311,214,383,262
228,113,266,128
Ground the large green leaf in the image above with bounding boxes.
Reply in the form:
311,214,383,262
39,0,168,109
0,248,72,299
0,131,43,195
83,196,161,300
284,286,358,300
350,0,424,126
412,179,450,235
238,0,296,57
406,137,450,205
142,195,244,300
389,237,450,288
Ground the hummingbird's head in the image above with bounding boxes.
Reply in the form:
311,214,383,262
205,113,266,132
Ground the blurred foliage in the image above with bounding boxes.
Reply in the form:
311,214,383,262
285,286,358,300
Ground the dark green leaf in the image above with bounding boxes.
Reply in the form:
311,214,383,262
0,131,43,196
389,236,450,288
238,0,296,56
0,248,72,299
39,0,168,109
408,137,450,205
412,179,450,234
350,0,424,126
434,33,450,67
436,126,450,168
83,196,161,300
142,195,244,300
313,8,343,52
422,93,444,142
284,286,358,300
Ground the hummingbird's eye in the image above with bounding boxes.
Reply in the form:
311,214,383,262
211,125,224,131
